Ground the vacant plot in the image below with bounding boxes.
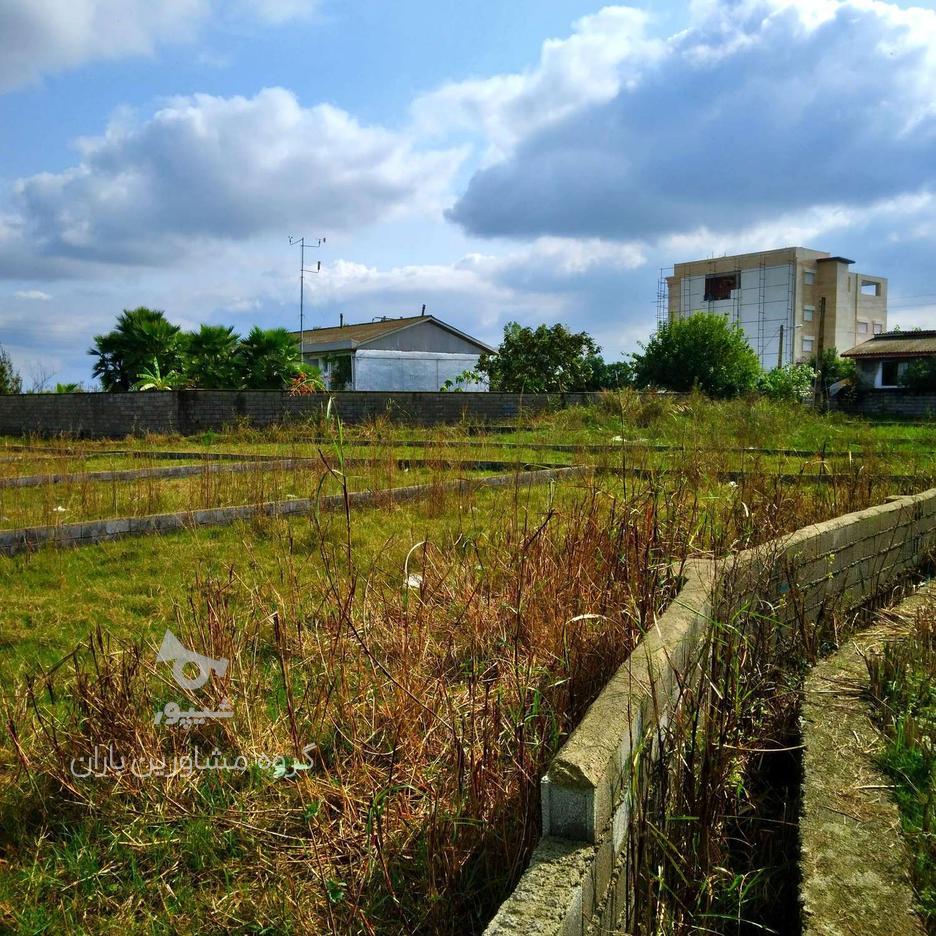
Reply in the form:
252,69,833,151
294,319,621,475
0,393,933,934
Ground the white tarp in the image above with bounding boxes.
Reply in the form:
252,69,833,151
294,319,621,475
353,350,487,391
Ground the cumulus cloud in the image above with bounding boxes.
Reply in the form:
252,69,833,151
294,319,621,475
13,289,51,300
412,6,662,161
10,88,465,264
0,0,318,92
448,0,936,241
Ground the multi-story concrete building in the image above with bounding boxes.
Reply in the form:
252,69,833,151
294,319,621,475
663,247,887,369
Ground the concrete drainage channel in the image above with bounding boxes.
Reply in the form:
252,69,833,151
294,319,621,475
0,465,589,556
484,488,936,935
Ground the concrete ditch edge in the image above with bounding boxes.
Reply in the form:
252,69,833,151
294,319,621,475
485,488,936,935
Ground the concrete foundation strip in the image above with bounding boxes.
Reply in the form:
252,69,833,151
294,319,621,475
2,457,927,490
0,457,572,490
8,438,922,460
485,487,936,935
0,465,590,557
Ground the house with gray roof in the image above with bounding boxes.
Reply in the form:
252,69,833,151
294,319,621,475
842,330,936,388
292,314,493,391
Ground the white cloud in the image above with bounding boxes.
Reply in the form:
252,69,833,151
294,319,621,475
13,289,52,300
0,0,319,92
448,0,936,241
412,6,663,160
10,88,466,264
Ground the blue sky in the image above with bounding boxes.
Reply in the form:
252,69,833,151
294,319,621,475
1,0,935,385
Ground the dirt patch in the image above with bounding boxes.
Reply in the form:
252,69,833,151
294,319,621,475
800,586,935,936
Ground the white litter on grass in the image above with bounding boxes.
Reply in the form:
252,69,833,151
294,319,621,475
405,573,423,589
53,506,67,512
611,435,624,442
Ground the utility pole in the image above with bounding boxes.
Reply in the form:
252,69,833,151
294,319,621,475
814,296,827,408
288,235,325,342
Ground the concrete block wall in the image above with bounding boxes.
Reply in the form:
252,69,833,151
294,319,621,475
0,391,599,438
486,488,936,935
833,389,936,420
0,391,179,437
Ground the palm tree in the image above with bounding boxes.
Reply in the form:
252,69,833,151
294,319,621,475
237,327,302,389
182,324,241,388
89,307,183,391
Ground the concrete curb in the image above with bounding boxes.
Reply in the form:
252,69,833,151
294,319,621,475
0,457,570,490
0,465,590,557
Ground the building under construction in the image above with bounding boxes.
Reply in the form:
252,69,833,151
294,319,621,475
658,247,888,369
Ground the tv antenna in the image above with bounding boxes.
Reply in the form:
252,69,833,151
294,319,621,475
288,235,325,340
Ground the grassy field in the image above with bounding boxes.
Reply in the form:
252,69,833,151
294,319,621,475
0,393,933,934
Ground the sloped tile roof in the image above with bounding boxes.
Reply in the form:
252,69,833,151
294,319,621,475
843,331,936,358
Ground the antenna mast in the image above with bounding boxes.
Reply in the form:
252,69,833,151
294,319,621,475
288,235,325,341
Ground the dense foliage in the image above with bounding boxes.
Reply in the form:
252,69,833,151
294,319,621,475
630,313,761,398
755,362,814,401
479,321,628,392
183,324,241,389
900,358,936,391
0,343,22,394
808,348,855,391
89,307,184,391
89,310,305,391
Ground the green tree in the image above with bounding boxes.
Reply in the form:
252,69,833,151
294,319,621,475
183,324,241,388
591,358,633,390
900,358,936,391
479,322,604,392
237,327,301,389
89,307,183,391
630,313,761,398
0,344,22,394
54,382,82,393
807,347,854,391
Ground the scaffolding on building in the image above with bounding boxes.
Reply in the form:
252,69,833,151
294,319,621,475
662,256,797,370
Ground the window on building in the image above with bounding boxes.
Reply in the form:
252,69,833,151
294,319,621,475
804,270,815,285
873,322,883,335
857,320,869,335
881,360,901,386
802,336,814,353
803,305,815,322
861,280,882,297
703,273,739,301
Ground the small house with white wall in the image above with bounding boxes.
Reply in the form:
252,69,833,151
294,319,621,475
842,330,936,388
293,314,492,391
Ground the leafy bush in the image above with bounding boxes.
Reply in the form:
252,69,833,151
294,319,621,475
808,348,855,392
755,363,814,401
630,313,761,398
900,358,936,392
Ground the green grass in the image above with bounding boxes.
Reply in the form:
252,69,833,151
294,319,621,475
869,604,936,930
1,396,934,934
